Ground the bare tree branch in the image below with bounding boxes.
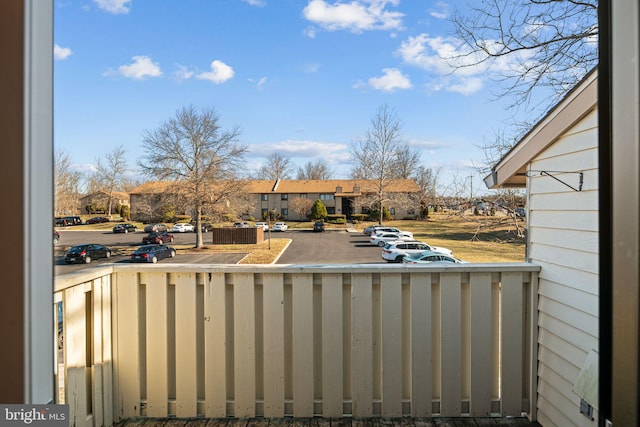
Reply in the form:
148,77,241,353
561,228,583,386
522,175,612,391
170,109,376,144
139,105,247,248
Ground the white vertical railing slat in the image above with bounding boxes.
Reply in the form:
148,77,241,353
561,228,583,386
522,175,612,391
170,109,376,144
262,273,285,417
381,273,403,416
440,273,462,416
469,272,493,416
322,273,344,417
292,273,314,416
204,272,227,417
351,274,373,417
410,272,432,417
175,272,198,417
234,273,257,417
145,272,169,417
500,272,524,416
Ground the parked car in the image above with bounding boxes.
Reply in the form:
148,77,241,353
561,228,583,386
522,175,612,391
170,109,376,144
143,223,168,233
371,227,404,236
313,221,325,232
64,243,111,264
381,241,452,263
363,225,386,235
130,244,176,263
273,222,288,232
63,215,82,225
402,251,467,265
85,216,109,224
255,221,269,231
192,222,212,233
370,231,414,247
55,217,73,226
233,221,250,228
172,222,195,233
112,223,137,233
54,230,60,244
142,231,174,244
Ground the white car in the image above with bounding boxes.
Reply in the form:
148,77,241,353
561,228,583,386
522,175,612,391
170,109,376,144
370,231,414,247
272,222,288,232
172,223,195,233
371,227,403,236
381,240,452,263
402,251,467,265
255,222,269,231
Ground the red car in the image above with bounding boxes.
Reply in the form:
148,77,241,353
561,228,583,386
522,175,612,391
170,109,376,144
142,231,174,244
85,216,109,224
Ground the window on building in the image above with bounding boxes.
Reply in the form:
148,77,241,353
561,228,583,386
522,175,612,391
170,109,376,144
327,207,335,214
261,208,268,218
300,193,307,199
281,208,288,216
390,208,396,215
320,194,334,200
261,194,268,201
281,194,288,200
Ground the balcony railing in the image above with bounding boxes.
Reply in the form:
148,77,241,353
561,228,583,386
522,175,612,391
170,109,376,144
54,263,540,426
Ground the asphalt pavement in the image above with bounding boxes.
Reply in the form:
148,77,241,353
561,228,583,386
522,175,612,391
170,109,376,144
54,226,387,276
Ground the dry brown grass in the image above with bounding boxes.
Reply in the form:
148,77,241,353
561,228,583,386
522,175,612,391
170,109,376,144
356,212,526,263
177,238,292,264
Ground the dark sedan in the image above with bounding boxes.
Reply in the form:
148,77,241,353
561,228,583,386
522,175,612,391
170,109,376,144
85,216,109,224
313,221,325,232
142,231,174,244
64,244,111,264
113,223,137,233
130,244,176,263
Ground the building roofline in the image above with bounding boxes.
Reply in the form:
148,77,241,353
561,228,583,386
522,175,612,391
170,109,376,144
484,68,598,189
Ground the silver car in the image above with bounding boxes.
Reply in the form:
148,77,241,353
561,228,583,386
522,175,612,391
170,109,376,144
382,240,452,263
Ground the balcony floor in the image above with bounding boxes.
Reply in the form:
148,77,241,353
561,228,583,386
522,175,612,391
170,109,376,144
115,417,542,427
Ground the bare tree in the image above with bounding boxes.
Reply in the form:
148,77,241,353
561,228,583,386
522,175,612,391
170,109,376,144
350,104,408,224
413,166,441,218
296,159,333,180
396,144,421,179
92,145,128,217
54,149,82,216
289,197,314,219
256,153,295,180
449,0,598,109
139,105,248,248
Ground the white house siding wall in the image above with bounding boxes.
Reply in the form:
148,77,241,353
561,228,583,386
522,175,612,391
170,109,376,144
527,109,599,427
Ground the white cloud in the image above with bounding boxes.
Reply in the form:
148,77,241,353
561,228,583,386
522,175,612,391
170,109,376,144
396,33,534,95
249,77,268,90
304,26,317,38
93,0,131,14
196,60,235,84
367,68,411,92
429,2,449,20
249,139,350,162
446,77,484,95
54,44,72,60
116,56,162,79
302,0,404,34
174,65,194,81
241,0,266,6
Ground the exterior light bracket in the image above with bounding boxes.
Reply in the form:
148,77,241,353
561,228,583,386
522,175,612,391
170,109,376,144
525,169,584,192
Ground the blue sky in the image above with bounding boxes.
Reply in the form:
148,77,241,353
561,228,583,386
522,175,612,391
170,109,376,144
54,0,537,192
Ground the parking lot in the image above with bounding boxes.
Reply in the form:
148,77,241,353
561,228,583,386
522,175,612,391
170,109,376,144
54,227,386,275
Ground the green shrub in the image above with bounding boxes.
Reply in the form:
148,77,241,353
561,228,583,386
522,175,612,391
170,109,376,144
311,199,328,220
327,214,346,224
351,214,368,222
